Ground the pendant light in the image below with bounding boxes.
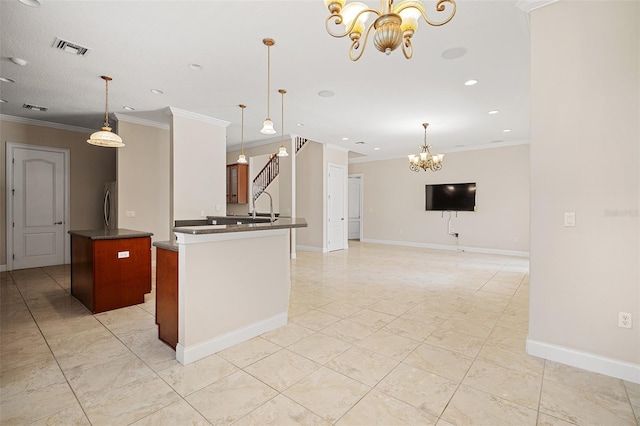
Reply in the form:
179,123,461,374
87,76,125,147
260,38,276,135
237,104,248,164
277,89,288,157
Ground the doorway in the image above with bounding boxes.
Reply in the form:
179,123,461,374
348,174,362,240
327,163,346,252
6,143,70,270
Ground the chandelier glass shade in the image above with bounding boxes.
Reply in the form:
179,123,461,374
260,38,277,135
237,104,248,164
324,0,456,61
87,76,125,147
408,123,443,172
277,89,289,157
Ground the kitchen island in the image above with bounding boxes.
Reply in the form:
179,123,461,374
69,228,153,314
156,218,307,364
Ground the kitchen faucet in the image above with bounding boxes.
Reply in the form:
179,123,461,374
262,190,276,223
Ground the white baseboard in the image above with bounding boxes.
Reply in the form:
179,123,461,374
296,245,326,253
176,312,287,365
0,264,6,272
361,238,530,258
527,338,640,384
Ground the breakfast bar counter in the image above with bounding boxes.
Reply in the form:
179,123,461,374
159,218,306,364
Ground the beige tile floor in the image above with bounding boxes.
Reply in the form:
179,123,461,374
1,242,638,425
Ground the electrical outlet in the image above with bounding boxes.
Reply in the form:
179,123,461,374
618,312,632,328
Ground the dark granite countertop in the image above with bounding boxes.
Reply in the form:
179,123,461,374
153,240,179,252
69,229,153,240
173,217,307,235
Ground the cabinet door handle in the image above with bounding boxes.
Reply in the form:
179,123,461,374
54,221,63,225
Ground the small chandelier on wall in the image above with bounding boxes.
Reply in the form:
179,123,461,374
408,123,444,172
323,0,457,61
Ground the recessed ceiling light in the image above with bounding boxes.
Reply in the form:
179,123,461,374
441,47,467,60
488,110,499,115
188,63,203,70
374,147,381,150
464,79,478,86
342,137,349,141
123,106,135,111
318,90,335,97
355,141,366,144
503,129,512,133
0,77,16,83
0,99,7,103
18,0,41,7
296,123,304,127
9,57,28,66
151,89,164,95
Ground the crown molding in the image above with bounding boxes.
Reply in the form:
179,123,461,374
516,0,559,13
348,139,530,164
0,114,95,134
325,142,350,153
114,113,170,130
167,107,230,127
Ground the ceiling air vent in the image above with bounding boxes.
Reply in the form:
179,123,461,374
52,37,90,56
23,103,48,112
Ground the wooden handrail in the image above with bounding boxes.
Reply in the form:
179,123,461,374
252,154,279,203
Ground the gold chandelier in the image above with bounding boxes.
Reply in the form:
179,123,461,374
324,0,456,61
408,123,443,172
87,76,124,147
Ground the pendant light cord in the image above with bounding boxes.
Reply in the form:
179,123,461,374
267,44,271,119
241,105,245,153
104,78,110,128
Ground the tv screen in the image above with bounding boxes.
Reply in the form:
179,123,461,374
425,183,476,211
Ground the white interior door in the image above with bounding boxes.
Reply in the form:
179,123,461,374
348,175,362,240
10,146,67,269
327,164,345,252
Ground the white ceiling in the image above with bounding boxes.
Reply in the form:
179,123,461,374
0,0,531,161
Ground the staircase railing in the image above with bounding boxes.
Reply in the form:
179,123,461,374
252,154,279,203
252,136,308,204
295,136,309,153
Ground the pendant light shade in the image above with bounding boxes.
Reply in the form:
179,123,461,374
277,89,289,157
237,104,248,164
260,38,277,135
87,76,124,148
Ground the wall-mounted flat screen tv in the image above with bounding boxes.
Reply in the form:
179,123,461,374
425,183,476,211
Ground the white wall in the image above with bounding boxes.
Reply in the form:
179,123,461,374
296,141,324,249
116,116,170,248
170,108,228,221
349,144,530,254
527,1,639,382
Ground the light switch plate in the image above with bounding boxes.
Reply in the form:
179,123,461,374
564,212,576,227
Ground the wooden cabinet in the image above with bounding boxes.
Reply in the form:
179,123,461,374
70,230,152,314
227,163,248,204
155,246,178,349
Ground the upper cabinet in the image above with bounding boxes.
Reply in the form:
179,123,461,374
227,163,248,204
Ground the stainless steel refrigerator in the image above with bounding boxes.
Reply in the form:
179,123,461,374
103,182,117,229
